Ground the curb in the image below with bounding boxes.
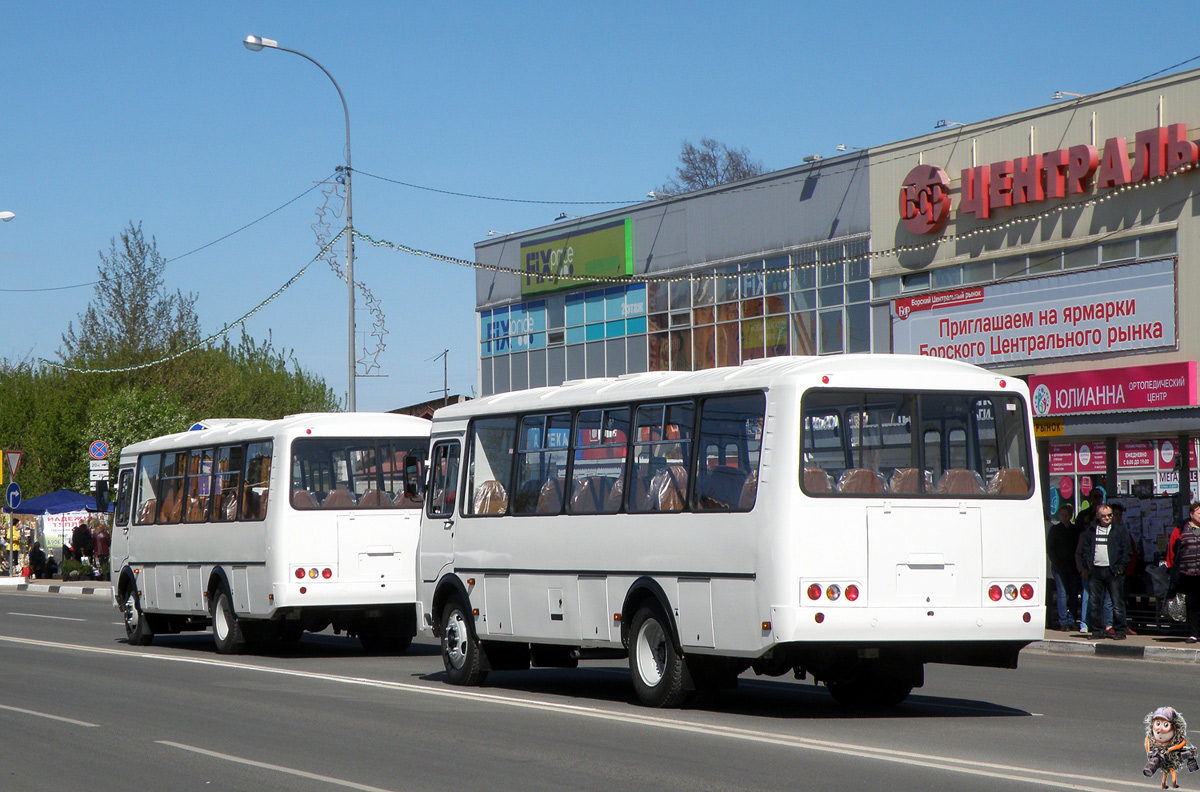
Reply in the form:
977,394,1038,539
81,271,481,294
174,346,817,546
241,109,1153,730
9,582,112,597
1027,638,1200,663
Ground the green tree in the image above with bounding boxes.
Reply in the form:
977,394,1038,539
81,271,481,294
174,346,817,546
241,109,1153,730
78,387,190,493
60,221,199,369
654,137,766,197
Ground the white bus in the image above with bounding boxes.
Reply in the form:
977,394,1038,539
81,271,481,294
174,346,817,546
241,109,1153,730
110,412,430,654
417,355,1044,707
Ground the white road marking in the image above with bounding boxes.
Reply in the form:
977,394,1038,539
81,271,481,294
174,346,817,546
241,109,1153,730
0,703,98,728
0,634,1134,791
158,741,401,792
7,612,86,622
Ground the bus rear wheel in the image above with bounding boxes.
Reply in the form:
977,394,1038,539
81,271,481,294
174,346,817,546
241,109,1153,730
120,587,154,646
628,603,689,708
441,600,488,686
211,589,248,655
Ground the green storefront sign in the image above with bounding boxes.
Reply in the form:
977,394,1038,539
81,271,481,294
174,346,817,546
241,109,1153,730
520,218,632,295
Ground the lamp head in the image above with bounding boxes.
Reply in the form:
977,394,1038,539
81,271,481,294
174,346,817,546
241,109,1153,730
0,211,14,222
243,35,279,52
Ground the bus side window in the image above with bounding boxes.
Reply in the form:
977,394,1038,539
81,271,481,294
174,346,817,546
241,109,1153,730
467,418,514,516
427,442,460,518
243,442,273,521
630,402,694,513
693,393,765,511
114,468,134,528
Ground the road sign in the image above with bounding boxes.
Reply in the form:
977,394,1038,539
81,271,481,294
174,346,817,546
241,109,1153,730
89,469,110,482
89,440,109,460
5,451,22,479
5,482,21,510
89,460,108,471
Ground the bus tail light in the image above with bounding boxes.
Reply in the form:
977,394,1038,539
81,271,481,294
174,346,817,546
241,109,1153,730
806,583,822,600
988,585,1003,601
1019,583,1034,600
1004,584,1018,600
825,584,841,601
294,568,305,580
845,584,859,601
322,568,333,579
308,568,319,579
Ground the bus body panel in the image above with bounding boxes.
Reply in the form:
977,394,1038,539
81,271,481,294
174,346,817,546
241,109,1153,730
112,412,431,640
417,355,1045,688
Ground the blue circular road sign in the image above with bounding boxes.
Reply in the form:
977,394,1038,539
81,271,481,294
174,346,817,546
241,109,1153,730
5,482,21,510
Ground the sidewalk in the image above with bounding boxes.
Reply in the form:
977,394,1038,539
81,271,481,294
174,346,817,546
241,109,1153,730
0,575,112,597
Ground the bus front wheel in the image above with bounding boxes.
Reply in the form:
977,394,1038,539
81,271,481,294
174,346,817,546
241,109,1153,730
628,603,689,708
441,600,488,686
211,589,248,655
120,587,154,646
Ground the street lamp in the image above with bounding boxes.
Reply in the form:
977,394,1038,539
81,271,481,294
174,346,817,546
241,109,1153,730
0,212,14,222
243,34,357,411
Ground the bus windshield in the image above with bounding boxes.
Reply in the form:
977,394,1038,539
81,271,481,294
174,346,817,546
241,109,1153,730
801,389,1032,497
291,437,428,509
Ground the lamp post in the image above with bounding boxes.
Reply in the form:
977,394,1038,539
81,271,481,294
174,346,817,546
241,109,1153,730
244,35,356,411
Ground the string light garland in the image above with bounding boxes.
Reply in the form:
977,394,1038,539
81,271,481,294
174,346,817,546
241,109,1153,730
40,230,344,374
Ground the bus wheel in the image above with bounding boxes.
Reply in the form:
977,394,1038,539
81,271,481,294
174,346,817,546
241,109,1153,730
628,603,689,708
120,587,154,646
826,671,914,708
441,600,488,686
211,589,248,655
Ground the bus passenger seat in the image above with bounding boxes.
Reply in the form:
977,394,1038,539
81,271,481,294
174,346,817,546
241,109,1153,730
803,468,834,494
987,468,1029,495
159,488,182,523
358,489,390,508
888,468,931,495
934,469,985,496
321,489,357,509
137,498,158,523
536,478,564,514
472,480,508,514
837,468,886,494
570,476,603,513
292,489,320,509
603,476,625,512
698,467,747,509
738,470,759,509
653,465,688,511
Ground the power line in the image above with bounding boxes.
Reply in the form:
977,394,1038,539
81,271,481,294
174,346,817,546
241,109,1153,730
353,168,640,206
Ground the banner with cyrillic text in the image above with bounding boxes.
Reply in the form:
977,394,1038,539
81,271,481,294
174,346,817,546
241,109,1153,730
891,258,1176,365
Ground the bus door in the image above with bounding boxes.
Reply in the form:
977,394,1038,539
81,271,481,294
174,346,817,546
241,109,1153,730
420,440,461,582
110,466,135,569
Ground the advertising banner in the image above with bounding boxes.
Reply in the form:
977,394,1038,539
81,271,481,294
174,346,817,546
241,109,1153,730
892,258,1176,365
519,219,632,295
1029,361,1197,417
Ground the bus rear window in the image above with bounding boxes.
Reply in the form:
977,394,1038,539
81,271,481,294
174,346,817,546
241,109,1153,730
800,389,1032,498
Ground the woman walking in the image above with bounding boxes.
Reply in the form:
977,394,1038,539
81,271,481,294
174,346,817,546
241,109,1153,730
1167,502,1200,643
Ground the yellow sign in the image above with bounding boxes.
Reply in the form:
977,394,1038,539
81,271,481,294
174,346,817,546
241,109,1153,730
1034,418,1064,438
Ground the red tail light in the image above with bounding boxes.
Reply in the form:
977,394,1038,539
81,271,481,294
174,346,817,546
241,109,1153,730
806,583,822,600
294,568,305,579
322,568,333,579
988,585,1003,601
1019,583,1034,600
845,584,859,601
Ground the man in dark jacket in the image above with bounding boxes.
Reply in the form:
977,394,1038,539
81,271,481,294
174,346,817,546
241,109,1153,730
1080,503,1132,640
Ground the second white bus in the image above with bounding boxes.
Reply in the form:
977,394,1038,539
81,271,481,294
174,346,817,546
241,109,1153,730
111,412,430,653
417,355,1045,707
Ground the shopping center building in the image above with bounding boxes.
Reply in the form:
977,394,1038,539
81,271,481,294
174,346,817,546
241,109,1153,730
473,66,1200,549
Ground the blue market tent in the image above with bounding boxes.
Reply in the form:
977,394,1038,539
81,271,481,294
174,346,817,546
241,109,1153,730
6,489,110,515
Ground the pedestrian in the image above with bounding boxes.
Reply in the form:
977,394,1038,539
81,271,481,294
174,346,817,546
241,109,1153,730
1047,504,1081,630
28,542,46,579
71,521,88,563
1167,502,1200,643
1081,503,1132,640
1074,506,1112,634
92,524,110,569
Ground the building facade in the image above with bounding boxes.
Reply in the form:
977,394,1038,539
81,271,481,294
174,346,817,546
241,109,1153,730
473,67,1200,543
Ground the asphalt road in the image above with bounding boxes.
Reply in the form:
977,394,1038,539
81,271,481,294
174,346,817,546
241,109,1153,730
0,588,1190,792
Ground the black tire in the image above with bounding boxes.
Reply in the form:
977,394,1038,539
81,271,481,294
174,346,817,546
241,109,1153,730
279,622,305,643
359,628,414,654
628,603,689,708
211,589,248,655
826,668,914,708
120,586,154,646
441,599,488,686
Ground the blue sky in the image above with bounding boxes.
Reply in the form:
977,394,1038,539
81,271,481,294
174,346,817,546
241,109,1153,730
3,1,1198,412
